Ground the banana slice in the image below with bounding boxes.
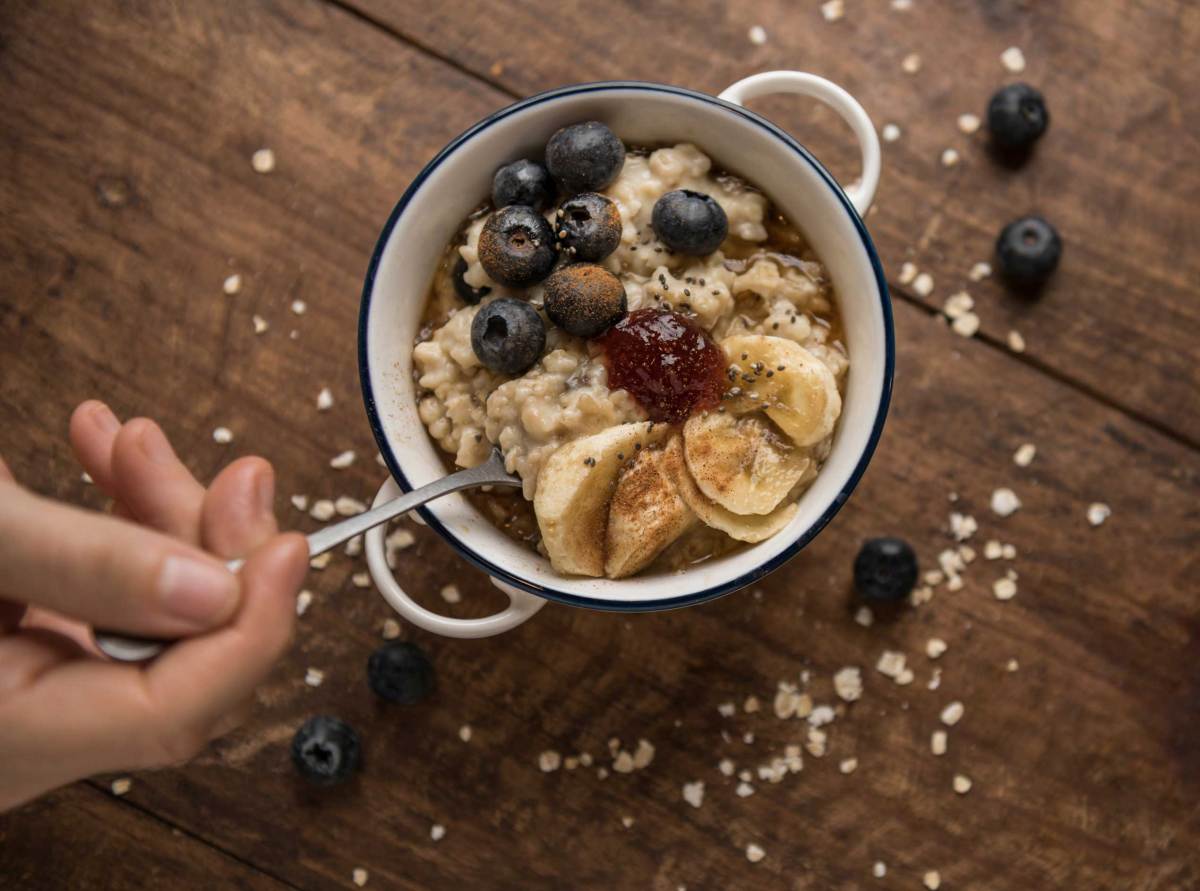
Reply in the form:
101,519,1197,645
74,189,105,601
682,410,810,516
604,446,696,578
721,335,841,447
534,421,668,576
661,435,798,543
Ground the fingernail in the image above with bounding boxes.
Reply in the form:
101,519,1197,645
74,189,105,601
254,467,275,517
158,555,238,626
138,422,176,465
90,402,121,435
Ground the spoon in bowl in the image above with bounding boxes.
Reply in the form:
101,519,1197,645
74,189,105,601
92,449,521,663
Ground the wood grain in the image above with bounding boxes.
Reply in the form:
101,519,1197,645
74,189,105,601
346,0,1200,446
0,784,291,890
0,1,1198,889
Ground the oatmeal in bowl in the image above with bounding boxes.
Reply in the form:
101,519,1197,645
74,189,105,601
359,77,891,631
412,123,848,579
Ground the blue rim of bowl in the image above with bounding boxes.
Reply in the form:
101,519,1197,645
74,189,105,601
358,80,894,613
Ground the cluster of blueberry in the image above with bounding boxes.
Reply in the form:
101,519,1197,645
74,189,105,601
290,641,435,785
987,84,1061,289
458,121,730,376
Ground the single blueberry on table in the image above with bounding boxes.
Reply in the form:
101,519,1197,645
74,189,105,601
996,215,1061,289
853,538,919,602
492,159,556,212
452,256,491,305
651,190,728,256
987,83,1049,152
554,192,622,262
367,641,437,704
545,121,626,194
470,298,546,375
477,205,558,288
291,715,361,786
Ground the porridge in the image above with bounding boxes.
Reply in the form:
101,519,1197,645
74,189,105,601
412,121,847,579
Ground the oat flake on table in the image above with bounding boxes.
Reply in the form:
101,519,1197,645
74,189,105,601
924,869,942,890
747,24,767,45
898,260,917,283
902,53,922,73
290,299,306,315
954,773,973,794
957,112,981,134
330,450,356,469
931,730,948,755
1007,329,1027,352
352,868,369,887
1001,45,1026,72
212,426,233,444
110,777,132,796
430,824,445,841
304,667,324,687
1087,502,1111,526
873,861,888,878
745,843,766,864
882,123,902,143
821,0,844,22
295,590,313,616
252,314,269,334
682,780,705,808
223,273,242,295
969,261,992,281
940,148,960,167
1013,443,1037,467
381,618,401,639
991,487,1022,516
538,750,561,772
335,495,366,516
834,666,863,702
941,701,965,726
316,387,334,411
251,148,275,173
352,572,371,589
913,272,934,296
309,499,335,521
839,757,858,775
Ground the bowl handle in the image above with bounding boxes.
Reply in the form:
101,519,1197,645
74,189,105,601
719,71,880,216
364,476,546,638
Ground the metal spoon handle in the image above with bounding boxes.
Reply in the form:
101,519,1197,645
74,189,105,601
93,451,520,663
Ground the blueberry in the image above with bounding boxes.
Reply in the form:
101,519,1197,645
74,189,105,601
470,297,546,374
492,159,556,212
291,715,361,786
452,256,491,305
545,121,625,193
554,193,622,262
367,641,436,704
987,83,1049,152
543,264,627,338
478,206,558,287
651,190,728,256
853,538,918,602
995,216,1061,288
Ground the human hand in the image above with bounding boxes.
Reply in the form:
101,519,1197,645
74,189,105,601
0,400,309,811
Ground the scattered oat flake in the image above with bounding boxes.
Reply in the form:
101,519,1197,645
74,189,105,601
931,730,948,755
718,758,735,776
941,701,964,726
1087,502,1111,527
633,738,656,769
310,499,335,521
110,777,132,796
252,314,269,334
808,705,836,727
891,0,912,8
738,769,753,782
949,511,977,542
212,426,233,444
251,148,275,173
854,605,875,627
839,757,858,775
873,861,888,878
924,869,942,890
682,780,705,808
743,695,761,714
440,584,461,604
621,815,634,829
745,843,766,864
926,638,948,659
613,750,635,773
717,701,736,717
304,667,324,687
1001,45,1026,72
736,781,755,797
834,666,863,702
991,487,1022,517
345,535,362,557
290,299,307,316
806,726,828,757
946,575,964,592
954,773,973,794
748,24,767,44
1013,443,1037,467
940,148,960,167
882,123,902,143
539,750,561,772
430,824,445,842
330,450,356,469
290,494,308,511
993,577,1018,601
1002,543,1017,559
381,618,401,639
943,291,974,319
984,540,1003,559
913,272,934,296
352,572,371,589
1006,658,1020,672
335,496,366,516
876,650,908,680
911,584,934,605
952,312,980,337
742,731,755,744
898,261,917,284
902,53,922,74
309,552,331,570
295,590,313,616
1007,329,1027,352
316,387,334,411
458,724,472,743
969,261,992,281
223,273,242,295
352,868,369,887
81,471,93,484
821,0,844,21
957,113,981,134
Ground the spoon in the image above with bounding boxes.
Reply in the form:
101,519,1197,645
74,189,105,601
93,450,521,663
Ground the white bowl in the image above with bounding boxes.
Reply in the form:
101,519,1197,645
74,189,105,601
359,74,893,638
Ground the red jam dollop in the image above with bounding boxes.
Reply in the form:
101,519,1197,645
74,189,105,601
598,308,728,423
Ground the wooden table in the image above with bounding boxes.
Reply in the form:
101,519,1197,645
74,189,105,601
2,2,1197,888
